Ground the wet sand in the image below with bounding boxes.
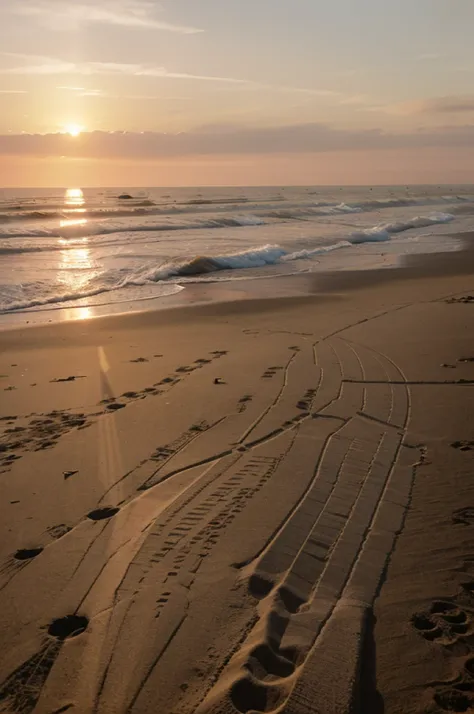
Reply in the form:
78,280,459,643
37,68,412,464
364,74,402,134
1,236,474,713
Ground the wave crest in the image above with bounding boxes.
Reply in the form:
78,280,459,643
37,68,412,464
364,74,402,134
0,211,456,313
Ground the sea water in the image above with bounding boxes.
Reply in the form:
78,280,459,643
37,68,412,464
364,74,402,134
1,185,473,323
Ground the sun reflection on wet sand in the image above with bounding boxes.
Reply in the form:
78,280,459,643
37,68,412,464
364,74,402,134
61,306,93,321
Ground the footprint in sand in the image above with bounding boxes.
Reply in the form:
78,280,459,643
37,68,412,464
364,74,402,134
86,506,120,521
48,615,88,640
446,296,474,304
451,441,474,452
190,423,208,432
152,446,175,461
47,524,72,540
434,684,474,712
460,581,474,601
453,508,474,526
106,402,126,411
431,658,474,711
35,440,56,451
50,375,85,383
129,357,148,363
238,395,253,412
14,547,43,561
412,601,471,645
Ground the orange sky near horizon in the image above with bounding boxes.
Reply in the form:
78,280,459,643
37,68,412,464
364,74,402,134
2,147,474,188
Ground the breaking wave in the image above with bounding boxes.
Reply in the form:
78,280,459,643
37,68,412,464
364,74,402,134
0,212,455,313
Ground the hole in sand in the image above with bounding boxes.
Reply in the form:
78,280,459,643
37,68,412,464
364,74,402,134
434,689,471,712
462,582,474,596
106,403,125,411
279,645,301,666
248,573,274,599
14,547,43,561
87,507,120,521
247,644,295,679
451,622,470,635
230,677,269,713
431,601,457,615
266,610,290,646
48,615,88,640
412,613,437,631
444,610,468,625
278,586,305,614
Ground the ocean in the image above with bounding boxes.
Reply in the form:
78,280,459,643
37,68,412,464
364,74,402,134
1,184,473,325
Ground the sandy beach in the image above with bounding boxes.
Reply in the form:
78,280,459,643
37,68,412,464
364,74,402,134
1,236,474,714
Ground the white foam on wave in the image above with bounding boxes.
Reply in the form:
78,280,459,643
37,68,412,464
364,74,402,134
0,211,456,313
0,214,267,241
125,246,288,285
349,212,454,244
264,203,362,220
282,241,352,261
0,228,57,239
124,211,455,284
1,282,183,314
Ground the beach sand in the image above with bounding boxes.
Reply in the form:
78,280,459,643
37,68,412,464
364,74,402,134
1,236,474,714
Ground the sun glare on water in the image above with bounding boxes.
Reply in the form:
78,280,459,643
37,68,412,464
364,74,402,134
65,187,85,206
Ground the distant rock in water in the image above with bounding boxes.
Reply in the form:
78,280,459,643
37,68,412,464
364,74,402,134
118,193,133,200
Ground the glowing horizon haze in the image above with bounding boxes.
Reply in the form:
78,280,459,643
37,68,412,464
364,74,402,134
0,0,473,186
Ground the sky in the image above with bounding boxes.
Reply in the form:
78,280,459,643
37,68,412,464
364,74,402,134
0,0,474,186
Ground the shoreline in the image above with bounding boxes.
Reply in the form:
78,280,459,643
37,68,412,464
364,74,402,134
0,230,472,335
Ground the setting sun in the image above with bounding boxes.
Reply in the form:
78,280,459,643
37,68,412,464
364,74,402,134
65,124,83,137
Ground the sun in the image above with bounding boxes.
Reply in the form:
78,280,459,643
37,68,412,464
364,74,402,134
64,124,83,137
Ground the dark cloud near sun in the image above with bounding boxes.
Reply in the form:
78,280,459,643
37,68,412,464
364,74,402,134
1,122,474,159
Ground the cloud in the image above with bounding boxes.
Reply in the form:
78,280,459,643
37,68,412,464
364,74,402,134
416,96,474,114
7,0,203,33
1,122,473,159
1,54,247,83
0,53,345,99
56,85,190,100
0,89,27,94
57,85,103,96
362,95,474,116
